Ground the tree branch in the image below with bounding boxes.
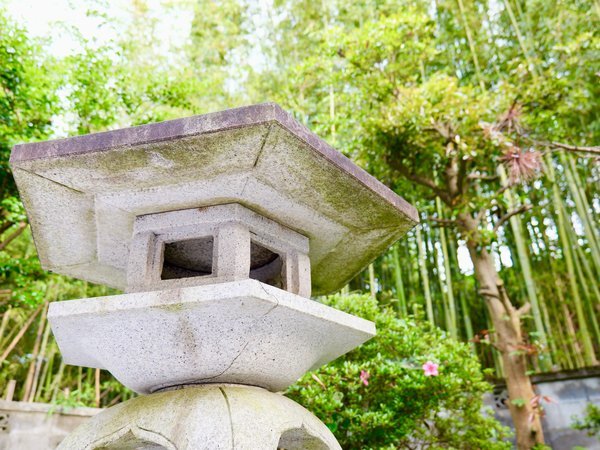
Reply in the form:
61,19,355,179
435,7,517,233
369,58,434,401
547,142,600,155
476,208,488,224
468,173,499,181
478,288,500,300
457,156,469,196
424,121,453,141
493,184,511,198
497,281,516,317
427,216,458,227
0,222,27,251
388,158,453,204
527,138,600,156
475,184,512,223
517,302,532,317
444,150,460,198
0,221,13,235
493,205,532,232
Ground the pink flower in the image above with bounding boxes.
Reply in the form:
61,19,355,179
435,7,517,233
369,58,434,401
499,147,541,183
360,370,370,386
422,361,439,377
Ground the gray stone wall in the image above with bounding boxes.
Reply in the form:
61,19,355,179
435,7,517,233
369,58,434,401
489,370,600,449
0,400,100,450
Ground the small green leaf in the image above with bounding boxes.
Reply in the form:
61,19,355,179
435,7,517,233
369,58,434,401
511,398,526,408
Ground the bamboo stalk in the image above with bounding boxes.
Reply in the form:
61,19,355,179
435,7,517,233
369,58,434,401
107,393,122,408
512,0,535,45
538,291,559,370
404,236,416,306
484,308,504,378
563,300,585,368
22,302,49,401
50,360,66,403
28,312,53,402
0,222,27,251
392,245,408,316
0,304,44,365
4,380,16,401
545,155,597,365
554,275,585,368
460,290,476,351
95,368,101,408
0,311,25,351
502,0,539,77
0,307,11,347
574,244,600,307
573,246,600,343
540,211,578,369
543,257,570,368
562,153,600,274
456,0,485,89
77,367,83,403
36,343,56,402
368,263,377,299
550,294,573,370
416,225,435,324
436,198,458,338
432,231,450,330
557,195,598,365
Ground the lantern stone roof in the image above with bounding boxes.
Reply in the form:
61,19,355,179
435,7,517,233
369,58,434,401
10,103,418,294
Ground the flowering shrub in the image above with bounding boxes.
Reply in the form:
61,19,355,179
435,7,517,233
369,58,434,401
286,294,510,449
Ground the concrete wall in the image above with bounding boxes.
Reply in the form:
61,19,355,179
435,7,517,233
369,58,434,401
489,369,600,449
0,400,100,450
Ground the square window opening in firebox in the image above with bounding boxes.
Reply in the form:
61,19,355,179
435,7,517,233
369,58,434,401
249,241,283,289
161,236,214,280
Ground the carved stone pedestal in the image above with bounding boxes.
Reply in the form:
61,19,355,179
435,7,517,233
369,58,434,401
58,385,340,450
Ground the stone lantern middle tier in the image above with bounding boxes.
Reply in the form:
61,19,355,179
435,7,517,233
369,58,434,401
47,203,375,395
126,203,311,297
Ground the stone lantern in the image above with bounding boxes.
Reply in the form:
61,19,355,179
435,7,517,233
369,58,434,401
10,103,417,449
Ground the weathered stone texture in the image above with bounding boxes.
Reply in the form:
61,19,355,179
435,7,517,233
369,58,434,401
10,103,418,295
48,279,375,394
58,385,341,450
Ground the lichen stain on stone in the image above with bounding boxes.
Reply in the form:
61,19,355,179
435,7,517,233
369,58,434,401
176,314,200,360
258,126,411,229
32,125,270,192
151,303,185,313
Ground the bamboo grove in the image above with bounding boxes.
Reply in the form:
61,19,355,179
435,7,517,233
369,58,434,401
351,152,599,377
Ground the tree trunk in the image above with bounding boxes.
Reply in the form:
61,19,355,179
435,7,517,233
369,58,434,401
459,213,544,449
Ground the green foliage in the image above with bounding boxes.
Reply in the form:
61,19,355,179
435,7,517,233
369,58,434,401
0,10,58,164
510,398,526,408
0,9,59,222
287,293,511,449
572,403,600,439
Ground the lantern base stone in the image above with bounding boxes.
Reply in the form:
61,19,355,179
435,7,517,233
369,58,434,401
58,384,341,450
